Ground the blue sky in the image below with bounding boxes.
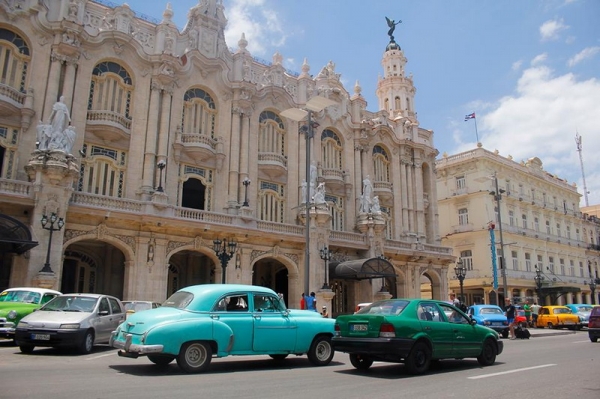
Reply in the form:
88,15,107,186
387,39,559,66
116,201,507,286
112,0,600,206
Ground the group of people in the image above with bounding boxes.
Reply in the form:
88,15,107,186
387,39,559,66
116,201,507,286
300,292,328,317
503,298,540,339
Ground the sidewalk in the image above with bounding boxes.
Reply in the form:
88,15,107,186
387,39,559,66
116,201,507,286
528,327,577,338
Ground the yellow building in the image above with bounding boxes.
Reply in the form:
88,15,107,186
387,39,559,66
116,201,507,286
0,1,453,315
436,144,598,306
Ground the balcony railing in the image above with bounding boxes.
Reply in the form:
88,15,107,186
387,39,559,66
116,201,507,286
0,84,26,105
86,110,132,130
0,178,33,198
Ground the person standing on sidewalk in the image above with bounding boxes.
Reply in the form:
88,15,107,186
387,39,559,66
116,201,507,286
523,301,532,327
504,298,517,339
531,301,541,327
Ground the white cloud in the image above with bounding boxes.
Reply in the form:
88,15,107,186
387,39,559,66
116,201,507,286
478,66,600,205
568,46,600,67
531,53,548,66
224,0,287,57
512,60,523,71
539,18,568,41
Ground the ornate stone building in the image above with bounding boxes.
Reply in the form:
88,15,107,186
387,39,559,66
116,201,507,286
436,144,598,306
0,0,452,314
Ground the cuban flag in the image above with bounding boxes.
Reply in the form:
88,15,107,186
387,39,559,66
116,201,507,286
464,113,476,121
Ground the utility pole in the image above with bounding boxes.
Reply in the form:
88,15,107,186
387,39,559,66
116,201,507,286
493,172,509,301
575,132,589,207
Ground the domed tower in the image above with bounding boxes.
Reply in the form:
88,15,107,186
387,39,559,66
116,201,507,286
375,19,417,122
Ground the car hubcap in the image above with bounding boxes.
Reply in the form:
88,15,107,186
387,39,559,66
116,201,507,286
186,345,206,367
316,341,331,361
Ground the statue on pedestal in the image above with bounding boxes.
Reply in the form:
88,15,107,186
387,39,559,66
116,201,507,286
35,96,77,155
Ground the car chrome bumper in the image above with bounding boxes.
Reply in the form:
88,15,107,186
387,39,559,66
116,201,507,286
331,336,413,357
110,331,163,355
0,326,16,338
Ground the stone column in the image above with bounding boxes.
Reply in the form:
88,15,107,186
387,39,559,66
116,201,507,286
43,52,63,120
141,82,162,195
61,59,78,107
228,108,242,207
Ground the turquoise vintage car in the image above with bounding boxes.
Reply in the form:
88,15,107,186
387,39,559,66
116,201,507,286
111,284,335,373
332,299,503,374
0,287,62,341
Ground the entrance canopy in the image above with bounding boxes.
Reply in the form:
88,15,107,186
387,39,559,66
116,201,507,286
0,214,38,254
331,257,396,280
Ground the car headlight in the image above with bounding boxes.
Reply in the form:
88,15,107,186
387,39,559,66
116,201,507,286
483,320,491,326
7,310,17,320
17,321,28,328
59,323,80,329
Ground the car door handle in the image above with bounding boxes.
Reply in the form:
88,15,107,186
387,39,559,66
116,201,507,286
424,327,431,331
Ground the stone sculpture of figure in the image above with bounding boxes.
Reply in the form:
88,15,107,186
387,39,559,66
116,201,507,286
301,180,307,203
385,16,402,40
371,196,381,213
363,175,373,200
36,121,52,150
313,182,326,204
359,194,369,213
60,125,77,154
48,96,71,137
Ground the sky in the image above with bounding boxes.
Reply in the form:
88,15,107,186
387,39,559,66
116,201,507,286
111,0,600,207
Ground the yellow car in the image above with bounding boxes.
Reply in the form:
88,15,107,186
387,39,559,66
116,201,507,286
536,306,579,330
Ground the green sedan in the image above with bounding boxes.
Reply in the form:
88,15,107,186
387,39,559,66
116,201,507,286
332,299,503,374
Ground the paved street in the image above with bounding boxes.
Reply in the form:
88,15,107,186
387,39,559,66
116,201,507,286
0,329,597,399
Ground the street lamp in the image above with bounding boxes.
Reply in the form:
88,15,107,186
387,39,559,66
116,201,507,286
40,212,65,273
589,279,596,305
156,160,166,192
281,96,337,296
242,177,251,207
213,238,237,284
319,246,332,289
454,258,466,306
534,266,544,304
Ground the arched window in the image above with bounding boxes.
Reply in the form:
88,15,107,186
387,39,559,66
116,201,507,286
394,96,401,110
77,144,127,197
259,180,285,223
0,28,30,93
181,88,217,137
258,111,286,165
372,145,390,183
321,129,343,170
179,165,213,211
88,61,133,121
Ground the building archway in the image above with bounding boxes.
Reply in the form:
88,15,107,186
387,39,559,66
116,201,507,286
167,250,216,297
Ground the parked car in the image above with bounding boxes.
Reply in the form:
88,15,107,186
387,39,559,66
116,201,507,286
0,287,61,341
467,305,510,338
15,293,125,354
565,304,593,329
111,284,336,373
588,306,600,342
332,299,503,375
515,308,528,327
122,301,161,318
536,305,579,329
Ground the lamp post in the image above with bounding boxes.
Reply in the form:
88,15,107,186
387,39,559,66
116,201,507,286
242,177,251,207
319,246,332,289
534,266,544,304
454,258,466,306
281,96,337,296
589,279,597,305
40,212,65,273
491,172,508,301
213,238,237,284
156,160,166,192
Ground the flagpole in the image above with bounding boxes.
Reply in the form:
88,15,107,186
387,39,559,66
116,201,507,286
474,116,479,144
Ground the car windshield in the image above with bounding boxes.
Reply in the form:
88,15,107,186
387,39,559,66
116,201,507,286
553,308,571,314
162,291,194,309
42,296,98,312
480,307,503,315
356,299,409,315
575,306,593,313
123,302,152,312
0,290,41,304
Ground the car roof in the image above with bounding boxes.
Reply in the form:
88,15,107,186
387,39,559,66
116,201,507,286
175,284,277,311
471,304,501,308
59,293,118,300
1,287,62,295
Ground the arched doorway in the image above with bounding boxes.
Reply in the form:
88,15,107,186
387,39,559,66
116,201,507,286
182,178,206,210
62,242,125,298
252,258,289,306
167,250,215,297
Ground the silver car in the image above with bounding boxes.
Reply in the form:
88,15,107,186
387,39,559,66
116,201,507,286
15,293,125,354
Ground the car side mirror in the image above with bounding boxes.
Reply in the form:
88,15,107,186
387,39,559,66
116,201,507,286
99,310,110,316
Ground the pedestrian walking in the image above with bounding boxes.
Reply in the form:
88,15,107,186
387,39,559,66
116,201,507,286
504,298,517,339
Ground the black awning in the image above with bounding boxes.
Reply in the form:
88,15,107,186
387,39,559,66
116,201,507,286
331,258,397,280
0,214,38,254
541,286,581,294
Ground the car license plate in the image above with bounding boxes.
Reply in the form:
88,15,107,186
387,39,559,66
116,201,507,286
564,321,574,325
351,324,368,332
492,322,502,326
32,334,50,340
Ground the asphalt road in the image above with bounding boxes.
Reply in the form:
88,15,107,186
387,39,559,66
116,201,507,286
0,331,598,399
